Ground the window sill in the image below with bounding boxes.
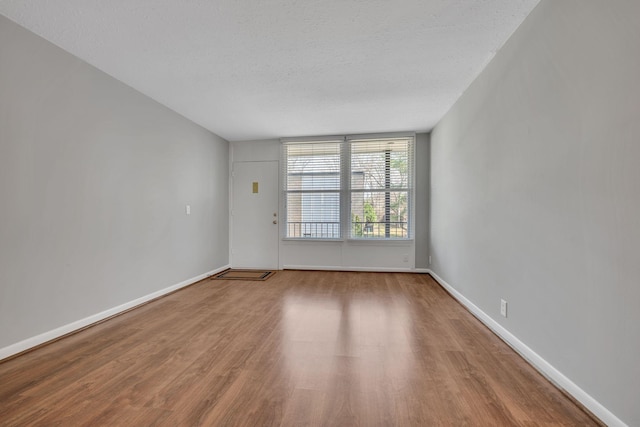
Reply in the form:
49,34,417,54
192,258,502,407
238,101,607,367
347,238,413,245
281,238,344,243
280,238,413,245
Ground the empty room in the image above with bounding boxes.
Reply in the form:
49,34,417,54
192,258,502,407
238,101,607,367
0,0,638,426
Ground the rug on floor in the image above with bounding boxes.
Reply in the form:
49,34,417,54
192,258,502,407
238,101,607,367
212,269,275,281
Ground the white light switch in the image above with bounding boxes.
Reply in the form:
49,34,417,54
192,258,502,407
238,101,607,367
186,205,191,215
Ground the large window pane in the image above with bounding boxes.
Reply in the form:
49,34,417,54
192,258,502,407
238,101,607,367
349,137,413,239
283,141,342,239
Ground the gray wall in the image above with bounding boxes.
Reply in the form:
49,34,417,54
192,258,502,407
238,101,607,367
414,132,430,269
0,15,229,350
430,1,640,425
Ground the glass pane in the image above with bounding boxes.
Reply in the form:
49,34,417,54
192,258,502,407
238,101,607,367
350,139,410,190
351,191,408,238
286,143,341,191
286,192,341,238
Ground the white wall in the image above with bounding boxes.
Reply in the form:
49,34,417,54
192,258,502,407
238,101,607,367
231,134,430,271
430,1,640,425
0,16,229,354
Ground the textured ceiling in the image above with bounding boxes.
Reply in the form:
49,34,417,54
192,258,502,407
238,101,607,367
0,0,540,141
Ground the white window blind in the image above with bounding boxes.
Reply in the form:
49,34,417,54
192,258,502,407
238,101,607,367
282,140,344,239
349,136,414,239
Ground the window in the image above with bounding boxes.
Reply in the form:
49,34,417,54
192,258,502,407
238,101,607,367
283,140,343,239
349,137,413,239
283,134,414,240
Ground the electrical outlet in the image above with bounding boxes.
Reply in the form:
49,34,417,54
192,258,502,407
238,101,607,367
185,205,191,215
429,255,432,265
500,299,508,318
402,254,409,263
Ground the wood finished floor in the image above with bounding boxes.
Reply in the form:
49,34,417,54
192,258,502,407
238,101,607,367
0,271,598,426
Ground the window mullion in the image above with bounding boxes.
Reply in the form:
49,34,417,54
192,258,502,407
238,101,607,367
340,137,349,240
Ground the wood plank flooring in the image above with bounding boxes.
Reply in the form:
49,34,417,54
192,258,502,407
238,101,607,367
0,271,599,426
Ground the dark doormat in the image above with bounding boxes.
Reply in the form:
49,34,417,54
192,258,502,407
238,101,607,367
212,269,275,281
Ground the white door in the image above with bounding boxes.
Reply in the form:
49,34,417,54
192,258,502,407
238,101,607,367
231,161,279,269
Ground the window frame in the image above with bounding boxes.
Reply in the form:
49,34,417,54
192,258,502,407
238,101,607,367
281,137,345,241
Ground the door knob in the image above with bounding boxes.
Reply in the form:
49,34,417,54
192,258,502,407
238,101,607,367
273,220,278,224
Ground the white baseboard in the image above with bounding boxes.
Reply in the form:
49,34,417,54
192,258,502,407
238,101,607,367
0,264,230,361
283,264,416,273
427,269,626,427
